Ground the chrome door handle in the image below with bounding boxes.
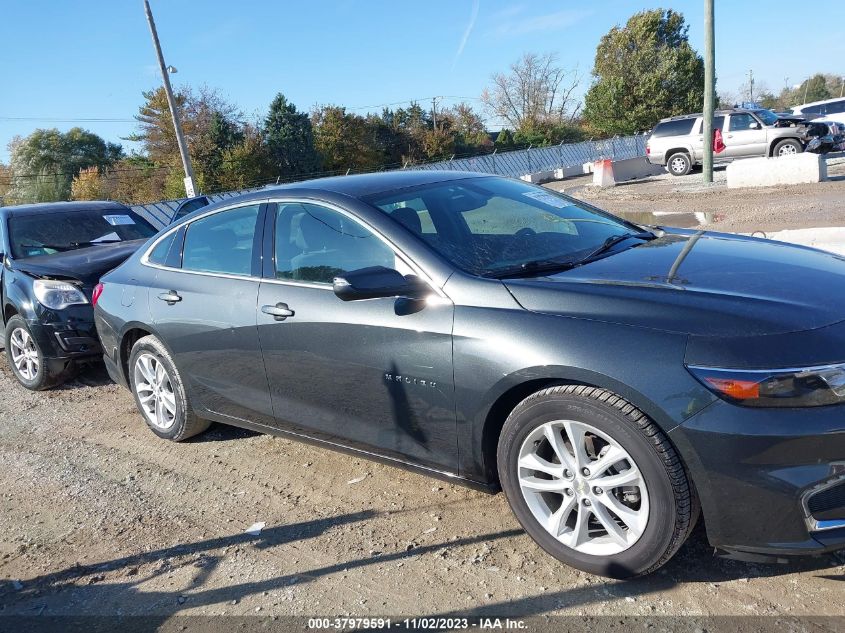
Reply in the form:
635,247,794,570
157,291,181,304
261,302,295,321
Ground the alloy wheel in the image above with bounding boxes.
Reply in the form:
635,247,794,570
133,353,178,430
778,144,798,156
9,327,39,381
517,419,650,556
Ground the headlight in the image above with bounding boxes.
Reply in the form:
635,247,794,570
687,364,845,408
32,279,89,310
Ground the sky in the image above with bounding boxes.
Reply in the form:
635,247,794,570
2,0,844,163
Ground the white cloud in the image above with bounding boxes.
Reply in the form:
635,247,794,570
491,8,592,37
454,0,481,68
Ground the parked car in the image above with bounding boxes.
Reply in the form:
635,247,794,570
790,97,845,125
170,195,211,224
1,201,158,389
95,171,845,578
646,108,805,176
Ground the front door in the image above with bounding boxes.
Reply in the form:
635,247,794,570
723,113,767,158
256,201,457,472
148,203,274,425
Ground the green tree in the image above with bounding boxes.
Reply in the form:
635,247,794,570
582,9,705,136
8,128,123,202
218,124,272,190
312,105,381,172
798,74,832,104
263,93,321,178
495,129,515,149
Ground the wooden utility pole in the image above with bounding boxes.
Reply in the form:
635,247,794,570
702,0,715,184
144,0,196,197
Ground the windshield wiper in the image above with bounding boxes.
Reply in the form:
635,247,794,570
574,231,656,265
484,259,580,279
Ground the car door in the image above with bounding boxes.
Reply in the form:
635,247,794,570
692,116,725,161
723,113,767,158
148,202,275,426
256,200,458,472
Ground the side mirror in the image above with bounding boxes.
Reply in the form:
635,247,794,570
749,122,760,129
332,266,428,302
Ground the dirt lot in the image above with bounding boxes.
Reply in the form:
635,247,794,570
2,172,845,626
548,157,845,234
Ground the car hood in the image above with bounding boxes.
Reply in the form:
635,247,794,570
504,229,845,337
10,239,148,286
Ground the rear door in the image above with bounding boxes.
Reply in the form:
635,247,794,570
692,116,725,161
255,200,458,472
147,202,275,426
723,113,767,158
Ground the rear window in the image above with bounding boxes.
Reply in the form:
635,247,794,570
651,119,696,137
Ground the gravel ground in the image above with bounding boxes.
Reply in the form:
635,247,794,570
548,156,845,234
2,171,845,625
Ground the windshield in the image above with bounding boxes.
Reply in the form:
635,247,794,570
754,109,780,126
366,177,643,277
8,209,157,259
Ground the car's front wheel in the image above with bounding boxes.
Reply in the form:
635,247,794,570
3,315,67,390
773,139,802,157
497,385,696,578
128,334,209,441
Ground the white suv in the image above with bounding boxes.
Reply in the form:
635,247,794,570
646,109,805,176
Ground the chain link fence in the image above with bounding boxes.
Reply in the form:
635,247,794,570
131,134,648,228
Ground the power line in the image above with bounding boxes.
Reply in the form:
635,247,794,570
0,117,136,123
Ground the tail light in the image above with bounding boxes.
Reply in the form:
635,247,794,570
92,283,104,307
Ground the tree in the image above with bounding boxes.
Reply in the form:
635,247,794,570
218,124,272,191
481,52,581,133
582,9,704,136
311,105,382,172
495,129,515,149
8,128,123,202
798,74,832,104
71,167,110,200
129,86,244,195
263,93,321,178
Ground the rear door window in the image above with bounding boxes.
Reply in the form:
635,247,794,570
651,119,696,137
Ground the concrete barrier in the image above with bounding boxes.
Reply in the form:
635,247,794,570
727,154,828,189
611,156,665,181
519,170,554,184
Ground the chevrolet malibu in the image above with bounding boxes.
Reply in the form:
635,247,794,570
93,171,845,578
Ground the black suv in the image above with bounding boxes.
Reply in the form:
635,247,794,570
1,201,157,389
95,172,845,578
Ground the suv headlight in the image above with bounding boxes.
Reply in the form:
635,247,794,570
32,279,89,310
687,364,845,408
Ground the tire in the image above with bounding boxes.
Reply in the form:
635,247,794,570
497,385,696,579
4,315,67,390
666,152,692,176
128,334,210,441
773,139,802,157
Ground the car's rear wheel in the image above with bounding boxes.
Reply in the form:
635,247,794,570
666,152,692,176
497,385,696,579
773,139,802,157
4,315,65,390
128,334,209,441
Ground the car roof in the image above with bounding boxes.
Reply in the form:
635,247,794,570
793,97,845,110
656,109,753,123
0,200,131,218
196,170,493,214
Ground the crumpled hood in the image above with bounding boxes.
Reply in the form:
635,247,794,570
10,239,148,287
504,229,845,337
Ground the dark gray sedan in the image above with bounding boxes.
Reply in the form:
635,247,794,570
94,171,845,578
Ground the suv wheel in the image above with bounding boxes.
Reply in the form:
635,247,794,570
773,139,802,157
497,385,697,579
128,335,210,441
667,153,692,176
4,315,66,390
